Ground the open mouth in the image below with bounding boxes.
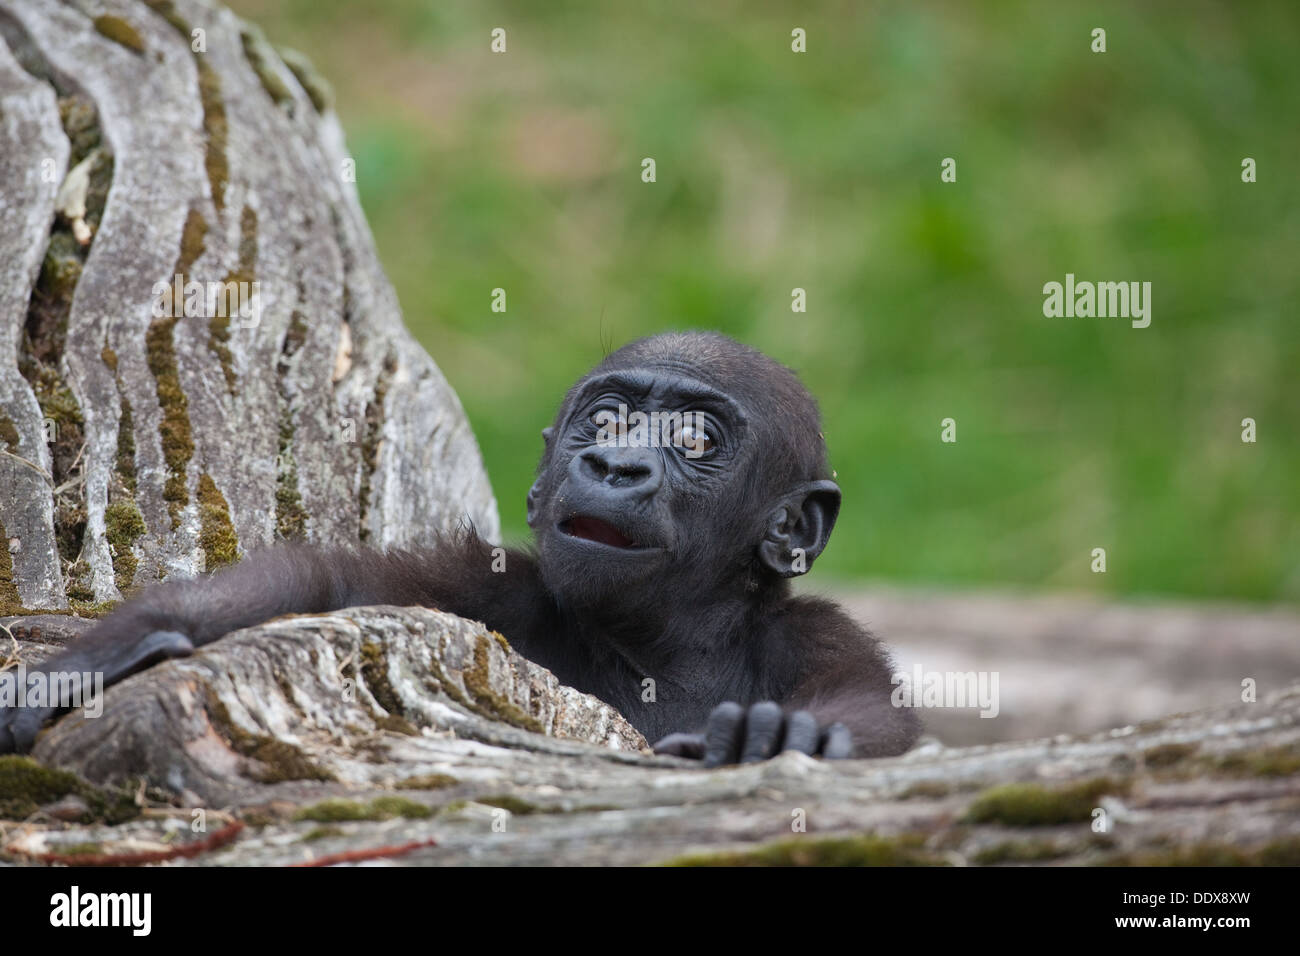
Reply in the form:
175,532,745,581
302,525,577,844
559,516,639,549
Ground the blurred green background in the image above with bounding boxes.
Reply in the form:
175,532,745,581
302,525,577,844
231,0,1299,602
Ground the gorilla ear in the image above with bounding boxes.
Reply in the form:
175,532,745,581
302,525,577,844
528,429,555,527
757,479,841,577
526,480,542,527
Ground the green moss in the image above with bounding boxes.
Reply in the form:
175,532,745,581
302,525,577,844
0,755,80,816
0,604,115,619
273,309,308,540
974,839,1071,865
0,415,17,450
56,841,106,857
666,833,946,867
274,478,308,540
208,313,233,381
360,640,404,716
102,346,140,504
1211,743,1300,778
244,738,327,784
293,796,431,822
62,557,93,604
204,690,333,784
0,756,137,824
375,714,419,736
369,795,433,819
197,474,238,571
145,318,192,526
1099,837,1300,867
21,229,89,579
1142,742,1199,769
146,2,226,211
301,826,344,842
104,501,145,542
357,355,395,542
463,633,544,734
93,15,145,54
145,205,203,527
964,777,1129,827
395,773,459,790
283,309,307,355
209,205,256,395
240,25,294,108
277,46,334,113
899,780,953,800
197,59,228,212
104,499,146,594
476,794,541,815
0,519,23,618
236,808,277,827
65,599,119,618
24,363,81,428
114,395,137,492
82,148,114,236
28,236,78,357
424,644,542,733
176,206,208,274
293,798,372,822
57,96,101,165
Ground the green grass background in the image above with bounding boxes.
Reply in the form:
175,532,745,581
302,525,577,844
230,0,1299,602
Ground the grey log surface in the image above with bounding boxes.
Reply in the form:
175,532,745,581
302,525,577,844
0,0,498,613
2,607,1299,866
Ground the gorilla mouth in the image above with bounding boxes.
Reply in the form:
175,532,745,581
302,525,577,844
560,516,639,549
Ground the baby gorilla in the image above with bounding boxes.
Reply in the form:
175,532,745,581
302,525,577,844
0,332,920,764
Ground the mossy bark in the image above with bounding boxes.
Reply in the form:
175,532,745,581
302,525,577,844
0,0,498,609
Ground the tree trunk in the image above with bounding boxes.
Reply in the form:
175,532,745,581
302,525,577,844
0,0,498,614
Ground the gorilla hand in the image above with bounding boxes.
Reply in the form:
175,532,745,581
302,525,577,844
652,700,853,766
0,625,195,754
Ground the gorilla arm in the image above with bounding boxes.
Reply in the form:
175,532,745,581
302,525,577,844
779,597,921,758
652,596,920,766
0,533,549,753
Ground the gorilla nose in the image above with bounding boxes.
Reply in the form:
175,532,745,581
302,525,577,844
573,446,663,495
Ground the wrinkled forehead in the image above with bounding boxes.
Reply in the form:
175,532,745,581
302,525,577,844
590,337,823,442
595,337,786,408
572,367,737,410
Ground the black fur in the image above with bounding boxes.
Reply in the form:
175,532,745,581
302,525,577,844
0,333,921,762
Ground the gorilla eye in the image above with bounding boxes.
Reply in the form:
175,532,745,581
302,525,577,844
589,407,624,439
675,421,714,458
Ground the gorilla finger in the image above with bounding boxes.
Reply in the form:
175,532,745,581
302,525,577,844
703,701,745,767
780,710,820,755
652,732,707,759
820,722,854,760
740,701,784,763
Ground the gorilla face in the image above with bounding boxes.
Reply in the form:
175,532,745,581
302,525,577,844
527,362,753,606
526,333,841,614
